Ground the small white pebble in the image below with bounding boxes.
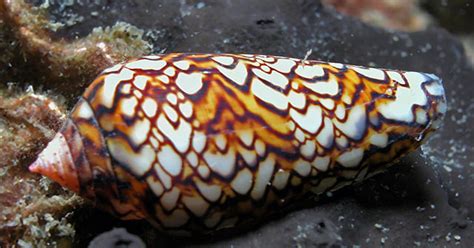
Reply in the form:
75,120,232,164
416,206,425,212
88,228,145,248
446,233,452,242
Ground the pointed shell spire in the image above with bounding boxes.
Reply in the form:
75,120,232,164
29,132,80,193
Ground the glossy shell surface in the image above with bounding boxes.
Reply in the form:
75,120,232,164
30,53,447,234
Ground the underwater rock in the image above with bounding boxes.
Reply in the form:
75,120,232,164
88,228,145,248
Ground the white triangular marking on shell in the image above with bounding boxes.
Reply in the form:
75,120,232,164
126,59,166,70
294,159,311,177
237,146,257,167
129,118,151,146
387,71,405,85
350,66,386,80
295,64,325,79
157,114,192,153
174,60,191,70
252,68,289,89
379,72,428,123
216,62,248,86
237,129,254,147
182,195,209,217
192,131,207,153
337,148,364,168
316,117,334,148
121,83,131,94
133,75,148,90
256,55,276,62
186,151,199,167
319,98,335,110
179,101,193,118
195,181,222,202
272,169,290,190
251,156,275,200
144,55,161,60
158,146,182,176
261,65,271,72
160,187,180,211
75,99,94,119
334,104,366,140
300,139,316,159
290,105,323,134
268,58,295,73
157,75,170,84
251,78,288,110
102,63,123,73
303,78,339,96
295,128,305,143
231,168,253,195
214,134,227,151
142,97,158,118
155,163,171,189
212,56,235,66
163,104,179,123
198,165,210,178
336,135,349,148
102,68,134,108
288,90,306,109
166,93,178,105
164,67,176,77
133,89,143,99
415,108,428,124
369,133,388,147
108,139,154,177
313,156,330,171
311,177,337,194
425,76,445,96
335,104,346,120
203,147,236,177
329,62,345,69
176,72,204,95
255,139,266,157
149,137,159,149
146,176,164,196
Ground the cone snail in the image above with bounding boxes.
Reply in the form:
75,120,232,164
30,53,447,235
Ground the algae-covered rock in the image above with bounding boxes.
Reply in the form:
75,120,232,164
0,88,82,247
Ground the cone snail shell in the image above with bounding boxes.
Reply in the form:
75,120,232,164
30,53,447,235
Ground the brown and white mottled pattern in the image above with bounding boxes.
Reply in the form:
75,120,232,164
29,53,447,235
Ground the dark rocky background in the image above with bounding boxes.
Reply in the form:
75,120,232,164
1,0,473,247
